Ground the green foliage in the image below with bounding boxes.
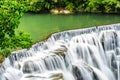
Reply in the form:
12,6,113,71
11,30,33,49
65,2,75,11
102,0,120,12
0,0,33,56
86,0,120,12
28,0,52,12
29,0,45,12
28,0,120,13
86,0,102,12
45,2,51,9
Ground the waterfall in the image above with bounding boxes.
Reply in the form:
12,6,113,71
0,23,120,80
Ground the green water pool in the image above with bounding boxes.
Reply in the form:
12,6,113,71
19,13,120,42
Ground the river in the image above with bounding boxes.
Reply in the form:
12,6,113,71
19,13,120,41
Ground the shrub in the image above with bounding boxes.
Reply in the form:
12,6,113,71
11,30,33,49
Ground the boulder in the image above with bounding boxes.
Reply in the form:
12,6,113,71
50,9,59,14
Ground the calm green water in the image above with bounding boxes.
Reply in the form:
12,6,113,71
19,13,120,42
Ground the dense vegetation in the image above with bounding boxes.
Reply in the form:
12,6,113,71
0,0,33,62
28,0,120,13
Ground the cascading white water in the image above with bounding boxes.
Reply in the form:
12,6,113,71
0,23,120,80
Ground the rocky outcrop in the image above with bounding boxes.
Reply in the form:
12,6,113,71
50,9,73,15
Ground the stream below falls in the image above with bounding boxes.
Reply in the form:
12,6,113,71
0,23,120,80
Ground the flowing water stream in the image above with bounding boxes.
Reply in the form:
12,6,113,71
0,23,120,80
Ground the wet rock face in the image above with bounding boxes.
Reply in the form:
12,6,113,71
50,40,68,56
72,61,93,80
22,71,63,80
72,65,83,80
49,73,63,80
22,61,40,73
99,30,118,51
